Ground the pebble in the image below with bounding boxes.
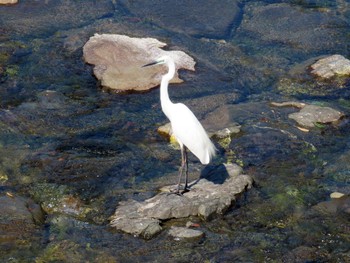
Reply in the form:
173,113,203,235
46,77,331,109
168,226,204,239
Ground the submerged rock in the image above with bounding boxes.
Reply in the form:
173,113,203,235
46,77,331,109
238,3,349,53
288,105,343,128
30,183,91,220
310,54,350,79
118,0,241,39
313,195,350,215
272,101,344,128
110,163,253,239
83,34,195,91
0,194,44,249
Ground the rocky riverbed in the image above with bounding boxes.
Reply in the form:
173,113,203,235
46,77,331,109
0,1,350,262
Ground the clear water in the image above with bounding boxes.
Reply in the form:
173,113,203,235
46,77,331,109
0,0,349,262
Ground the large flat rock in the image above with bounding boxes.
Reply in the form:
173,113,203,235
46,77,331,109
110,163,253,239
83,34,195,91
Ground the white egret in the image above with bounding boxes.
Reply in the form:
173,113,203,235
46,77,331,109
143,55,216,194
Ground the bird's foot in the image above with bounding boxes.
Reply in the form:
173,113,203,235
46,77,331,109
166,190,182,196
166,185,189,196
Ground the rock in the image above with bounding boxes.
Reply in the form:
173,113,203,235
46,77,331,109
282,246,324,263
83,34,195,91
168,226,204,239
118,0,241,38
310,55,350,79
110,216,163,239
271,101,344,128
238,3,349,53
157,122,172,137
313,195,350,215
0,0,17,4
0,1,114,37
0,194,44,249
211,125,241,139
330,192,345,199
110,163,253,238
30,183,91,219
288,104,343,128
270,101,306,109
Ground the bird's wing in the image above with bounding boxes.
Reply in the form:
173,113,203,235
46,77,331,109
169,103,216,164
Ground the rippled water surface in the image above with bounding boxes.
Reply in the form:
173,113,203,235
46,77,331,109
1,0,349,262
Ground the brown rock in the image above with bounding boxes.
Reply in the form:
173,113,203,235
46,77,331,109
0,0,18,5
83,34,195,91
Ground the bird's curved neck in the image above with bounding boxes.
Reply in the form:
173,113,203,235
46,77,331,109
160,59,176,117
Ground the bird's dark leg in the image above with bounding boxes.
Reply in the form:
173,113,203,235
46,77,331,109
183,147,189,192
176,146,186,194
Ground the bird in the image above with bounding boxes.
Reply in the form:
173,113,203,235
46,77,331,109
143,55,216,194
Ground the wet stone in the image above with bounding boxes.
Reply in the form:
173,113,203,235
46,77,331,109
288,104,343,128
282,246,326,263
313,195,350,215
0,0,114,37
30,183,91,220
238,3,349,53
0,194,44,249
110,163,253,239
168,226,204,240
310,54,350,79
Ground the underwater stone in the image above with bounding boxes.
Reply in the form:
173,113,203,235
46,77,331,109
118,0,241,39
110,163,253,238
83,34,195,91
313,195,350,215
0,194,44,248
288,104,343,128
311,55,350,79
239,3,349,53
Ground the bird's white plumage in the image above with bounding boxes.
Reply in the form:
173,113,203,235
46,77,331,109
167,102,215,164
154,55,216,164
143,55,215,192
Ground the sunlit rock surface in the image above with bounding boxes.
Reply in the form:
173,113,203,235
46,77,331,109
83,34,195,91
310,54,350,79
110,163,253,239
0,0,17,4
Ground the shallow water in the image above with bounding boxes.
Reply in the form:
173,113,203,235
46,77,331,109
1,0,350,262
